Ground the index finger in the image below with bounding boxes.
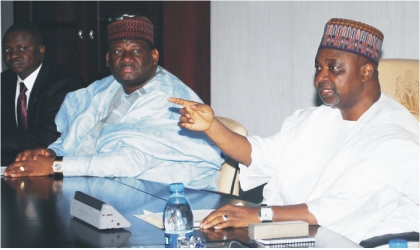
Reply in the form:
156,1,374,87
167,97,196,107
4,162,25,177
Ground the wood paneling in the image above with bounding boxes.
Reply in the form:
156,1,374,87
12,1,210,102
162,1,211,104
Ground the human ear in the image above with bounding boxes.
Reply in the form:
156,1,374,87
152,49,159,65
39,45,46,56
361,63,374,83
105,52,109,67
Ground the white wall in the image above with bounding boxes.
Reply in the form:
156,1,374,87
211,1,419,137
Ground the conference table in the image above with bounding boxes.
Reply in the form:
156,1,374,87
1,175,361,248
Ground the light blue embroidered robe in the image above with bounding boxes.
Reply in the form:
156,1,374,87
49,66,224,190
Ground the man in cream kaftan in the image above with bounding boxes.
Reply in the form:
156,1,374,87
240,93,419,242
168,18,419,244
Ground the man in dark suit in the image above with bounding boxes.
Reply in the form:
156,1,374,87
1,22,85,166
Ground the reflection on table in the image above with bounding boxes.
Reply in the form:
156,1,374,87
1,176,361,248
70,218,132,247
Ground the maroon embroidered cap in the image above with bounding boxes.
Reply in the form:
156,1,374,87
107,15,154,45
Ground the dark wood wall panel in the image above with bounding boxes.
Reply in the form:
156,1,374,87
12,1,210,103
162,1,211,105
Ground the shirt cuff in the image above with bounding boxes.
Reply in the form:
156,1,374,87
62,155,91,176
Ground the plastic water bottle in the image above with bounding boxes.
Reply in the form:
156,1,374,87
163,183,193,248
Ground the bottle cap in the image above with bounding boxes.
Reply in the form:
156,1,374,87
169,183,184,193
389,239,408,248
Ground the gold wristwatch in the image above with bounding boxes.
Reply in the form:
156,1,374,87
52,156,64,174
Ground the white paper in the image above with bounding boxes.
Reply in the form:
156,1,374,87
134,209,214,229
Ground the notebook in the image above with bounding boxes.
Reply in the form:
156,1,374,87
255,235,316,248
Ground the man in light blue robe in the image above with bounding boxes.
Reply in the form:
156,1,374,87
5,16,224,191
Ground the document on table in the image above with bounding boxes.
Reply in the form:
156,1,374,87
134,209,215,229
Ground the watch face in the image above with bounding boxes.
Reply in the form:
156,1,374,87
53,163,63,172
261,207,272,221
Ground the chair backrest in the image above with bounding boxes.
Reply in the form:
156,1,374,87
216,116,248,196
378,59,419,120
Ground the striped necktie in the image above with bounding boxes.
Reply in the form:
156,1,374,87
17,82,28,131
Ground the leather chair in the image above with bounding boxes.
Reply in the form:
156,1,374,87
360,232,419,248
378,59,419,120
360,59,419,247
216,116,248,196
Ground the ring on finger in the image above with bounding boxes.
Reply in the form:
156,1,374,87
222,214,228,222
20,166,25,172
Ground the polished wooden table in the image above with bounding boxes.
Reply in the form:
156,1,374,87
1,176,361,248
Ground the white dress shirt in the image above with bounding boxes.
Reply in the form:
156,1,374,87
14,63,43,124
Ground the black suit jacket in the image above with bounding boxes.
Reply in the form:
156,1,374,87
1,62,85,165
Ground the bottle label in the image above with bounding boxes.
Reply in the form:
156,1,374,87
164,231,193,248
